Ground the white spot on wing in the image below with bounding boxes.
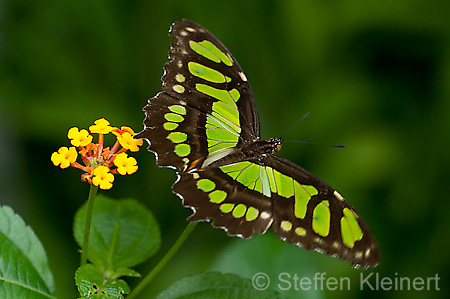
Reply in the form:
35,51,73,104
239,72,247,81
185,27,196,32
334,190,345,201
314,248,324,254
260,211,271,219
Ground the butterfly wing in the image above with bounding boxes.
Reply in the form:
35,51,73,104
137,20,260,170
173,154,379,268
264,155,380,268
173,167,273,238
166,20,260,141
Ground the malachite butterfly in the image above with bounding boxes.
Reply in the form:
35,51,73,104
136,19,380,268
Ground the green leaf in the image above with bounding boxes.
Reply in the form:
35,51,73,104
112,267,141,278
75,264,130,299
155,272,286,299
73,195,160,277
0,205,56,298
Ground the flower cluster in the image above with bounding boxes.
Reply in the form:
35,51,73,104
51,118,143,190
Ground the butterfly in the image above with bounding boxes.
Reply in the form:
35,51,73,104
136,19,380,268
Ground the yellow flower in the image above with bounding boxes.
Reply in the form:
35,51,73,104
92,166,114,190
68,127,93,147
116,131,143,152
89,118,113,134
112,126,134,136
51,147,78,169
52,118,141,190
114,152,138,175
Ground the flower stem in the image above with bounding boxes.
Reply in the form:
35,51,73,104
127,221,198,299
80,184,98,265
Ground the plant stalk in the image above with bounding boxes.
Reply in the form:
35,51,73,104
80,184,98,265
127,221,198,299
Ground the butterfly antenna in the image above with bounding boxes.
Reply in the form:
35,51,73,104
284,140,345,148
277,112,310,139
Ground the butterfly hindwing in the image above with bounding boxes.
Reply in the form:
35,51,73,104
173,167,273,238
174,155,379,267
264,155,380,268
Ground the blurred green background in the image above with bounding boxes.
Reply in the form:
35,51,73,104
1,0,449,298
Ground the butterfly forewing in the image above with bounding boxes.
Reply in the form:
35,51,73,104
165,20,260,141
138,19,262,170
137,92,209,170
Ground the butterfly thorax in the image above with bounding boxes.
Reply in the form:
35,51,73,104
240,138,282,159
197,138,282,171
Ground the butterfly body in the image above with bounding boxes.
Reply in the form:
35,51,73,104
137,19,380,268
